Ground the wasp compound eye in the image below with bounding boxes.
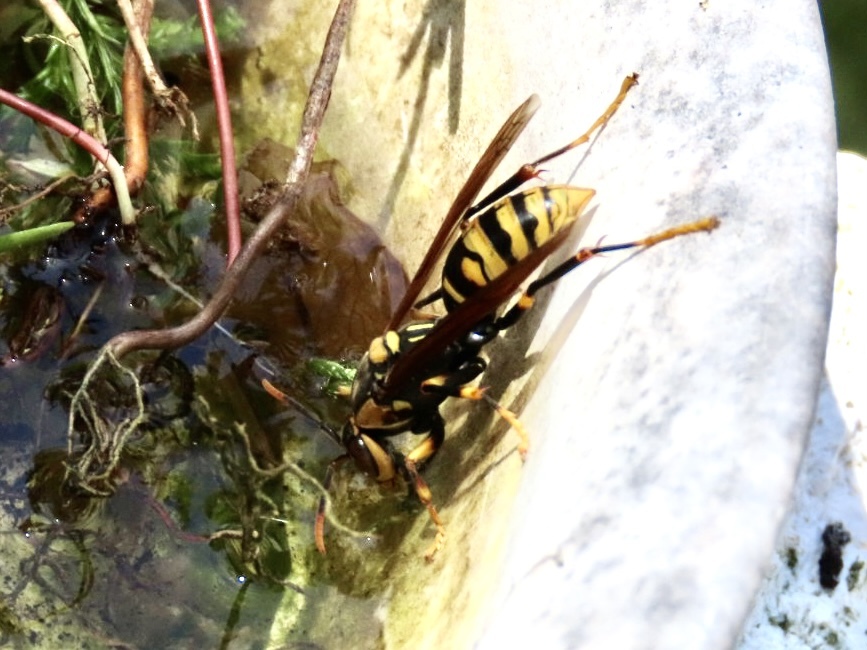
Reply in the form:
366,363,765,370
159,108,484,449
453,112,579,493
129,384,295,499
344,426,396,482
345,433,376,477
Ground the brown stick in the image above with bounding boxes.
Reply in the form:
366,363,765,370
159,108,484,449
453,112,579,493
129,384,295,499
122,0,154,196
105,0,357,358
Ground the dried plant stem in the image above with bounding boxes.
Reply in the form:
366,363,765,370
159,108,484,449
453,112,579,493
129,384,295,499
103,0,356,358
116,0,198,138
116,0,168,98
64,0,361,544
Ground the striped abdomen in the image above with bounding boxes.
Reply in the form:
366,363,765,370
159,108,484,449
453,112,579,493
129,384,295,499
441,184,594,310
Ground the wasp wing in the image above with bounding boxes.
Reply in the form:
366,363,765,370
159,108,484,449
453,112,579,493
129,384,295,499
382,222,576,396
387,94,542,331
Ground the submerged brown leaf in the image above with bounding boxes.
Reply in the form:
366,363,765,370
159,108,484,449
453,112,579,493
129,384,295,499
236,143,408,361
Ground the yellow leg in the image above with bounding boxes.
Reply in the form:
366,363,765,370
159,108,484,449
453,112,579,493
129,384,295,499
460,386,530,460
404,459,446,562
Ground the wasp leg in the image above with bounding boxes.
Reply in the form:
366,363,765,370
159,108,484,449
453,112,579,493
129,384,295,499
413,288,444,310
463,387,530,460
315,454,350,554
417,357,487,403
465,74,640,221
530,73,639,168
421,378,530,461
493,216,721,331
403,416,447,561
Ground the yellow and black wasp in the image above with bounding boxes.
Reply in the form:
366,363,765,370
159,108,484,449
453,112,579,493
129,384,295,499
267,74,718,560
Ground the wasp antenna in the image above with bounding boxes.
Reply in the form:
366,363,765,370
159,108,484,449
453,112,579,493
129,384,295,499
261,378,341,445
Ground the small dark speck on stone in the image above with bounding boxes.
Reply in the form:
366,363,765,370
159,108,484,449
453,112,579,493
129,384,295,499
819,522,852,590
768,614,791,632
785,546,798,570
847,560,864,591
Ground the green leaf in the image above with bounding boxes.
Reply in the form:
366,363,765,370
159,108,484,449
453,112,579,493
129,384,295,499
0,221,74,251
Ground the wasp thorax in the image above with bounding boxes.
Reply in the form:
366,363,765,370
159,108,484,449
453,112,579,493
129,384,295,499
368,331,400,366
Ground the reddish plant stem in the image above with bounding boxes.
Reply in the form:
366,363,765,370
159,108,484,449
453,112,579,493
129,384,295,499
0,89,112,164
0,87,135,224
197,0,241,266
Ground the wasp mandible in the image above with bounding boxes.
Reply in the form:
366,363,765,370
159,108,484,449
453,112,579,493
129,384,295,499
267,74,719,560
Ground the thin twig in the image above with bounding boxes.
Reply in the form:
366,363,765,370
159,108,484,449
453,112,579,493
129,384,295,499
197,0,241,265
0,174,80,221
104,0,356,358
115,0,198,139
145,262,238,341
115,0,168,98
61,281,105,359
